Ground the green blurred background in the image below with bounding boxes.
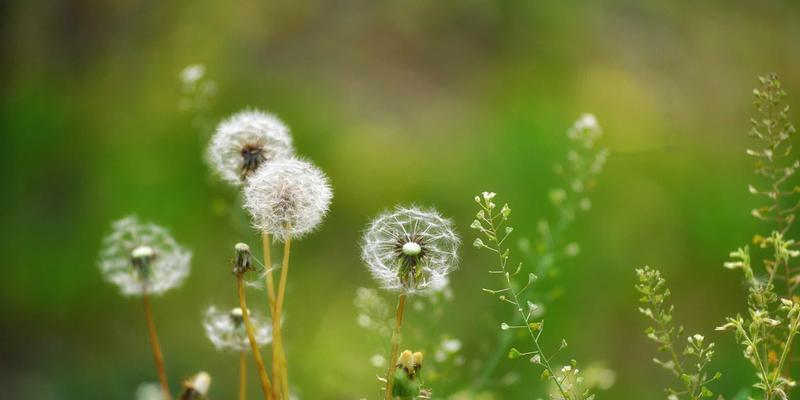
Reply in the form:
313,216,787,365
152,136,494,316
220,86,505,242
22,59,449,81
3,0,800,399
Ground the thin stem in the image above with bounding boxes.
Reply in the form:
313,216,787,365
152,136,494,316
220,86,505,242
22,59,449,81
272,236,292,400
261,232,283,399
239,350,248,400
142,291,172,400
384,293,407,400
237,273,274,400
263,232,276,314
484,203,569,398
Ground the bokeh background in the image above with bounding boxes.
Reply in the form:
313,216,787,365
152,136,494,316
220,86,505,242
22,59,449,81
3,1,800,399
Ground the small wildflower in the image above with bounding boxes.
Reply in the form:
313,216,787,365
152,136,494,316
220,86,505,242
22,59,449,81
207,109,294,185
567,113,602,148
361,206,460,294
180,64,206,86
203,306,272,352
243,157,333,241
98,216,191,296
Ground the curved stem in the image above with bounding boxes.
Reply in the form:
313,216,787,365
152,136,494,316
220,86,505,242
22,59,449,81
142,291,172,400
239,350,247,400
272,236,292,399
384,293,407,400
237,273,274,400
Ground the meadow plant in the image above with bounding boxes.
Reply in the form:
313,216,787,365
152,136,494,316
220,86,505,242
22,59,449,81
361,206,460,399
179,64,217,137
469,114,608,396
203,101,332,399
635,266,720,399
99,216,192,399
715,74,800,400
472,192,593,400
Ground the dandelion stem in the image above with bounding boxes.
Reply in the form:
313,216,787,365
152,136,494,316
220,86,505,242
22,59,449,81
272,236,292,399
239,350,248,400
262,232,276,314
237,272,274,400
142,291,172,400
384,293,407,400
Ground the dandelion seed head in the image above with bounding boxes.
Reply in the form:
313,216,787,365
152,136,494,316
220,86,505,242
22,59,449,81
98,216,191,297
135,383,164,400
243,157,333,241
361,206,460,295
207,109,294,185
203,306,272,352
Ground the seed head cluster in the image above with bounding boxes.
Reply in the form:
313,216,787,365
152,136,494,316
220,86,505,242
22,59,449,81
243,157,333,241
361,206,459,294
207,109,294,185
203,306,272,352
99,216,191,296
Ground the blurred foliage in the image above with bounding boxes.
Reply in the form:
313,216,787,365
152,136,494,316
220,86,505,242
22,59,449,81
2,0,800,399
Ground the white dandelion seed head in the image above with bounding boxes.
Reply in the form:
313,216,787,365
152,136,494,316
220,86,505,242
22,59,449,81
361,206,460,295
135,383,164,400
243,157,333,241
98,216,191,297
207,109,295,185
203,306,272,352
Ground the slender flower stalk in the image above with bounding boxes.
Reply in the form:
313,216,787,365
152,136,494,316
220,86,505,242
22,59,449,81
472,192,588,398
142,289,171,400
384,293,407,400
233,244,274,400
239,351,247,400
262,232,276,313
272,233,292,400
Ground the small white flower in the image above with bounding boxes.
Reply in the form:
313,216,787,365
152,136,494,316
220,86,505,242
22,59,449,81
243,157,333,241
207,109,294,185
203,306,272,352
98,216,191,296
361,206,460,294
180,64,205,85
567,113,603,148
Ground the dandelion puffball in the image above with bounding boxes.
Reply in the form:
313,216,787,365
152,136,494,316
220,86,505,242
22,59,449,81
98,216,191,296
203,306,273,352
207,109,294,185
243,157,333,241
361,206,460,294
